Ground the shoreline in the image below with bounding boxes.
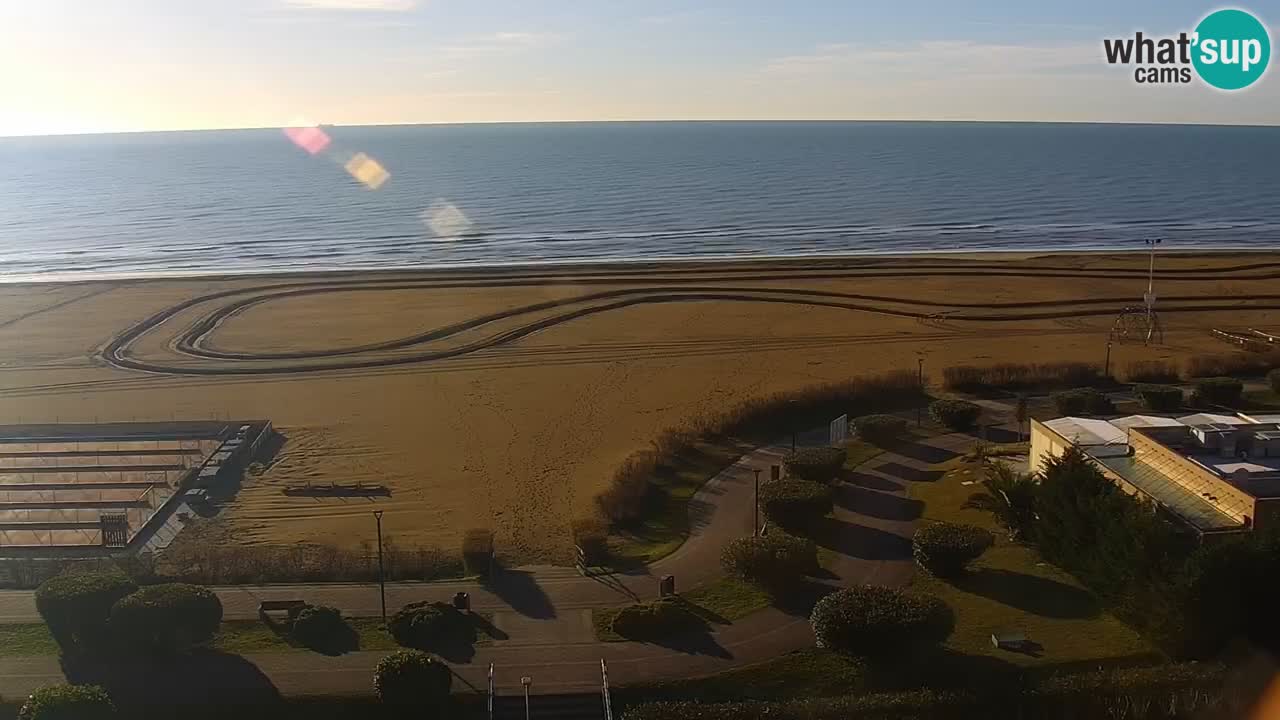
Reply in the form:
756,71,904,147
3,246,1278,287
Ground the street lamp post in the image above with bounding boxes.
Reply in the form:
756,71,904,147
522,676,532,720
1144,238,1163,342
752,468,761,536
1104,340,1113,379
916,354,926,427
373,510,387,627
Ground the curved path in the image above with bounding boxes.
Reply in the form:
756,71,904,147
0,429,982,698
99,261,1280,375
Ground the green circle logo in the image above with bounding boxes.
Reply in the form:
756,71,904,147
1192,9,1271,90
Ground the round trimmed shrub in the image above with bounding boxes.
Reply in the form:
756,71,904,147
34,572,137,654
1050,388,1115,416
110,583,222,653
373,649,451,707
782,447,847,483
720,531,818,588
1195,377,1244,407
18,685,115,720
912,522,994,578
290,605,354,653
1270,368,1280,394
928,399,982,431
388,601,474,650
611,597,700,640
852,414,908,445
810,586,951,656
1134,384,1183,412
758,479,832,531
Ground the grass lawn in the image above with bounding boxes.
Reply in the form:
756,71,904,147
909,457,1159,669
625,648,866,702
843,439,886,471
210,617,400,654
608,437,754,565
0,624,56,656
592,576,771,642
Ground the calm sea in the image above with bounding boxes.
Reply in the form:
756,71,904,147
1,122,1277,280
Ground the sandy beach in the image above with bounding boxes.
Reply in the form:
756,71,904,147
1,252,1277,563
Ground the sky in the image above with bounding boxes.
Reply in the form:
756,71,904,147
0,0,1277,136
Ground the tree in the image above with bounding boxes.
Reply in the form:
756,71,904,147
758,480,832,531
1134,384,1183,412
810,586,951,656
1194,377,1244,407
963,463,1037,541
34,572,137,655
290,605,357,655
912,522,993,578
18,685,115,720
374,650,452,709
109,583,222,654
388,601,474,651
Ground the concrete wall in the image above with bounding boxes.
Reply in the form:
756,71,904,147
1029,419,1070,477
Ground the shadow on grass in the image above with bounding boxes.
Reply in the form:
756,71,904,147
612,598,733,659
814,517,913,562
882,440,961,465
874,462,943,483
841,470,903,492
952,568,1101,620
834,485,923,522
770,578,838,618
63,648,281,717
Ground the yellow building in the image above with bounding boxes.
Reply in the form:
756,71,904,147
1030,413,1280,540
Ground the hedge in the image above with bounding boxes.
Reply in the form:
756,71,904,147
758,480,832,530
611,597,702,640
1193,377,1244,407
290,605,355,654
388,601,474,651
852,415,908,445
17,684,115,720
373,650,451,707
33,571,137,654
1134,384,1183,412
912,522,993,578
109,583,223,653
571,517,609,565
782,447,847,483
461,529,494,577
1050,388,1115,416
1123,360,1181,384
809,586,950,656
928,399,981,431
720,532,818,589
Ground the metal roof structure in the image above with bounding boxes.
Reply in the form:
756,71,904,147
1096,455,1244,531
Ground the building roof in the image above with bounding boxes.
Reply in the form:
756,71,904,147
1176,413,1246,426
1043,417,1127,447
1110,415,1186,431
1240,414,1280,424
1096,455,1244,532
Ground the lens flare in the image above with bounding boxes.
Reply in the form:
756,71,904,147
421,200,474,240
282,125,332,155
344,152,390,190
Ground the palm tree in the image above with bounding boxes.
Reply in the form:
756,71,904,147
963,462,1037,541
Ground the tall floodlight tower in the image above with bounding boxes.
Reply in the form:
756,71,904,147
1144,238,1162,342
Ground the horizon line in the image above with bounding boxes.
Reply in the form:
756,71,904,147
4,117,1279,140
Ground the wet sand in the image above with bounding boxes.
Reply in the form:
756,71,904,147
0,252,1277,562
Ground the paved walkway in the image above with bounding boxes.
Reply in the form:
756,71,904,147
0,431,978,699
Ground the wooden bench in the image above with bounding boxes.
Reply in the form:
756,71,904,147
258,599,307,621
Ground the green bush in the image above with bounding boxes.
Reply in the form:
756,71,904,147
912,522,993,578
17,684,115,720
942,362,1103,393
720,532,818,589
388,601,474,650
1194,377,1244,407
1270,368,1280,394
109,583,222,653
782,447,847,483
373,649,451,707
611,597,702,640
1050,388,1115,416
290,605,355,654
1185,351,1280,378
758,480,832,531
810,586,950,657
1134,384,1183,412
928,399,981,431
33,571,137,654
852,415,908,445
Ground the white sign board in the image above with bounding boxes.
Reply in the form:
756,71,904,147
829,414,849,446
